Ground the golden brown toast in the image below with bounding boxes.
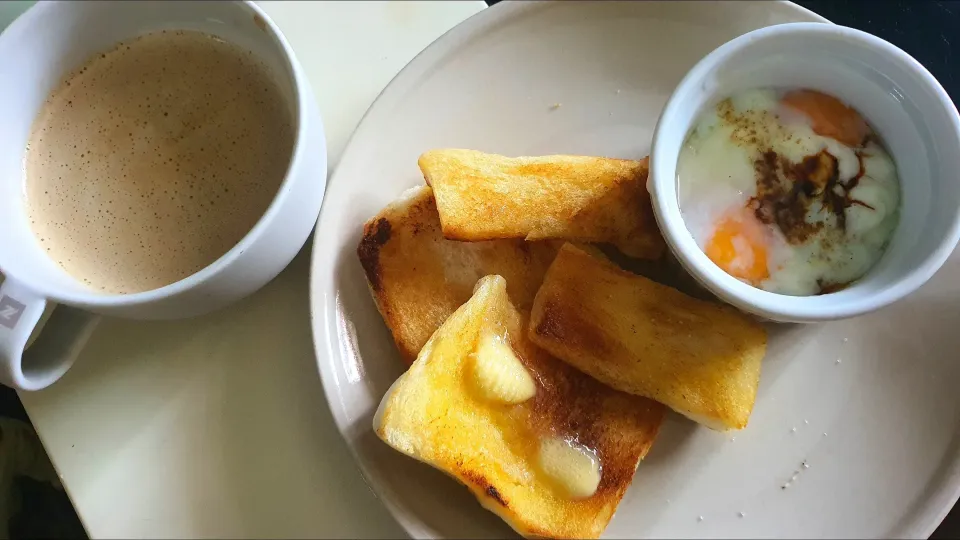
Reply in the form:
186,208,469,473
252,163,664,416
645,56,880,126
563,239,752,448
418,149,665,260
529,244,767,431
357,185,559,364
375,275,665,539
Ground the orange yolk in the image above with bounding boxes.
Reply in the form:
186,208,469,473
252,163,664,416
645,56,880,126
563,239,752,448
781,89,870,147
705,209,770,283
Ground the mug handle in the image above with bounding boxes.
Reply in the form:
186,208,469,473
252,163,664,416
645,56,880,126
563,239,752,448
0,278,100,391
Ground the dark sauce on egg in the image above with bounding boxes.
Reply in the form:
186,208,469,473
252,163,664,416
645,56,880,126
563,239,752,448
749,146,872,244
748,147,878,295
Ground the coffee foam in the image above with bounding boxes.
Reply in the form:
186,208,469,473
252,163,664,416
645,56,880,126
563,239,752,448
24,30,294,294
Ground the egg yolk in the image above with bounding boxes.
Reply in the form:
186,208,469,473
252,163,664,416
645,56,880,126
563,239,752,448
705,209,770,283
781,89,870,147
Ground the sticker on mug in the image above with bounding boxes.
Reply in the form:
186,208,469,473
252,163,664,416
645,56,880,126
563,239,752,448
0,296,26,329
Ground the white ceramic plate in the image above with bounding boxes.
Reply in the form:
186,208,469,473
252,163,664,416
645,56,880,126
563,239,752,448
310,1,960,537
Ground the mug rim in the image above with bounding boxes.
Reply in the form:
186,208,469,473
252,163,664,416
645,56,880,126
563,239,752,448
649,22,960,322
1,0,311,308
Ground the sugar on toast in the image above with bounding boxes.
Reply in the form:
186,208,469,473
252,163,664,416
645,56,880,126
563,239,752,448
418,149,665,260
375,275,665,539
529,243,767,431
357,185,560,364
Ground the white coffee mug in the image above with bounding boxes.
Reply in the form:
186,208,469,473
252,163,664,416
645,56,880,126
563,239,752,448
0,0,327,390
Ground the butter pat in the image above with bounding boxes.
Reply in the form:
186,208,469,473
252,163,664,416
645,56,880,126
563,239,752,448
538,438,601,499
471,333,536,404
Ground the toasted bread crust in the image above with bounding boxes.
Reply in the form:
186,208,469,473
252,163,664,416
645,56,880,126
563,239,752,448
529,244,767,431
419,149,665,259
357,186,559,364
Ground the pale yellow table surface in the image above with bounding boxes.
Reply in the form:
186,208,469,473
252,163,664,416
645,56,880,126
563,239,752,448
7,1,486,537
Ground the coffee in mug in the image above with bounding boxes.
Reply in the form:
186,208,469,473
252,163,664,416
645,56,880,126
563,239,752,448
0,0,327,391
24,29,295,294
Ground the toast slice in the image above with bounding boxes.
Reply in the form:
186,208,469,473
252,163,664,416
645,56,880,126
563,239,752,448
418,149,665,260
357,185,559,364
529,243,767,431
375,275,665,539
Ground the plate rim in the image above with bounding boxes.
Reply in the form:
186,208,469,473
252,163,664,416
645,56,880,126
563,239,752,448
308,1,960,537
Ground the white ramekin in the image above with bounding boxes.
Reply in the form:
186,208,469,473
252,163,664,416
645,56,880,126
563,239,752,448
649,22,960,322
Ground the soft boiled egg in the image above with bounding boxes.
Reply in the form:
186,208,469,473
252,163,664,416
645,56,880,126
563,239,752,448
677,88,901,296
